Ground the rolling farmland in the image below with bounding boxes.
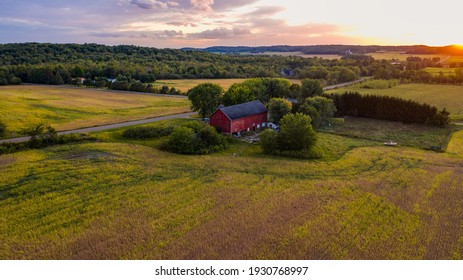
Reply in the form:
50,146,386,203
0,85,191,138
1,119,462,259
1,82,462,260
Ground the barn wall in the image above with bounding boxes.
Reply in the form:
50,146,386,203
230,112,267,133
210,110,231,133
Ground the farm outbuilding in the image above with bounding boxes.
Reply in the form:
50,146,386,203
209,100,268,134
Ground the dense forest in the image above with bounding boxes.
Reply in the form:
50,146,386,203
0,43,462,88
0,43,399,86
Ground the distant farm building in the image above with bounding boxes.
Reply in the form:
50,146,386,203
210,100,268,134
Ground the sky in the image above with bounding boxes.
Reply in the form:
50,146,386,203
0,0,462,48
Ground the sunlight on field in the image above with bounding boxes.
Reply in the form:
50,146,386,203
328,83,463,120
155,78,301,92
424,67,463,76
0,85,191,137
367,52,446,61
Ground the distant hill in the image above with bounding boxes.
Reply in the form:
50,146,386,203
182,45,463,55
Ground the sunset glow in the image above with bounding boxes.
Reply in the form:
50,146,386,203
0,0,461,47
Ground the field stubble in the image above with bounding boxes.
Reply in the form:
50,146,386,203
1,127,463,259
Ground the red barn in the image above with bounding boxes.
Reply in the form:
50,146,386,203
209,100,268,134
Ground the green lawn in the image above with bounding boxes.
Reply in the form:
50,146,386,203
0,85,191,138
328,83,463,120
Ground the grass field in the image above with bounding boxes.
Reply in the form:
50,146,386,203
367,52,447,61
155,78,301,92
1,117,463,259
327,83,463,120
0,85,191,138
424,67,463,76
448,56,463,64
321,117,457,150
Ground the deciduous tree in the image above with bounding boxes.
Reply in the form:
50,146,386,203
187,83,224,118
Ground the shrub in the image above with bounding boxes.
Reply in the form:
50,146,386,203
0,121,6,137
260,113,319,159
167,127,197,154
167,122,228,155
122,126,173,139
359,79,399,89
0,133,95,155
19,123,57,147
260,129,278,154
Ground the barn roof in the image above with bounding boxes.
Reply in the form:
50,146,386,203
218,100,267,120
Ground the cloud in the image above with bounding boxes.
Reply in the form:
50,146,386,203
130,0,173,9
244,6,285,17
166,21,198,27
190,27,252,39
212,0,259,11
93,30,185,39
191,0,214,12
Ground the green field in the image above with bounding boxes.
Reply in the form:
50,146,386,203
155,78,301,92
321,117,456,150
1,117,463,259
424,67,463,76
0,85,191,138
367,52,447,61
328,83,463,120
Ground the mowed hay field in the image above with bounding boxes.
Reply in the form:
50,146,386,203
155,79,248,92
0,85,191,137
328,83,463,120
1,118,463,259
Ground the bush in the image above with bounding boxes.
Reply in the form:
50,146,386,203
0,121,6,137
359,79,399,89
260,113,319,159
167,122,228,155
260,129,278,154
122,126,173,139
0,133,95,155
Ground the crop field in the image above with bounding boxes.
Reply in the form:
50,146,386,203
1,117,463,260
155,78,301,92
327,83,463,120
0,85,191,138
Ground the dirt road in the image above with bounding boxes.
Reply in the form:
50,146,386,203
0,112,194,144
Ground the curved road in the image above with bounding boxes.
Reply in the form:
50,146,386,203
0,112,194,144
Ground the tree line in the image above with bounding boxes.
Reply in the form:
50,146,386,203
0,43,401,86
331,92,450,126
